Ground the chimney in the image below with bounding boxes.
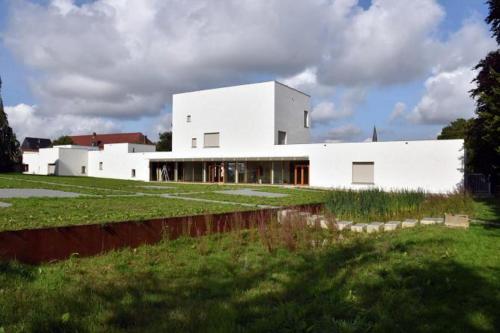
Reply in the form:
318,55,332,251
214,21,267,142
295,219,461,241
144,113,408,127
144,135,148,144
91,132,97,147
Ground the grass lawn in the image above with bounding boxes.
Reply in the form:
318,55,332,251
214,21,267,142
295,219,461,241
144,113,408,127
176,187,329,206
0,196,250,232
0,174,328,231
0,200,499,332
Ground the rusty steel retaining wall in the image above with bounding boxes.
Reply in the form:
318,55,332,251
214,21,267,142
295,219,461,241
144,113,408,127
0,204,323,264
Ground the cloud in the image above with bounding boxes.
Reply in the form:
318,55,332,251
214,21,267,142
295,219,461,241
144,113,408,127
2,0,496,139
323,124,363,142
4,103,120,140
408,67,476,125
389,102,407,122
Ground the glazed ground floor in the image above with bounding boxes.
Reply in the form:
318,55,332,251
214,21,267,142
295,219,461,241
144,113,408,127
149,160,310,185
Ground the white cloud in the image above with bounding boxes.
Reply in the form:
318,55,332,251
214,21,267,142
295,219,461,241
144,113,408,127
323,124,363,142
2,0,496,139
408,67,476,125
4,103,120,140
390,102,407,122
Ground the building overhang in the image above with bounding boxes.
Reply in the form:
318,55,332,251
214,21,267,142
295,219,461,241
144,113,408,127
148,156,309,162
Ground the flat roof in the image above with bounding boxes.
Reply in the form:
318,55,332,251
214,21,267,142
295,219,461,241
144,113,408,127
174,80,310,97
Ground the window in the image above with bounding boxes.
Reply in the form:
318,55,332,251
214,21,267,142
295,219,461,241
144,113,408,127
204,132,220,148
81,166,86,174
22,164,29,172
187,115,191,122
192,138,197,148
99,162,103,170
278,131,287,145
132,148,135,152
131,169,136,178
304,110,310,128
352,162,374,184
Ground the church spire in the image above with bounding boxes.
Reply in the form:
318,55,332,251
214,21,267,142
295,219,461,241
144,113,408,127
372,126,378,142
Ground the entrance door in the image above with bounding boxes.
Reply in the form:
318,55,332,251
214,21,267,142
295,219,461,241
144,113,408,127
294,164,309,185
207,162,224,183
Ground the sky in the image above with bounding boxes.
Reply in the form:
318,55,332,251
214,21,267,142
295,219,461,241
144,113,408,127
0,0,496,142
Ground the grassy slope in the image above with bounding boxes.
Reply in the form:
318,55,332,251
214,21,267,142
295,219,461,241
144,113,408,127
0,196,250,231
0,199,499,332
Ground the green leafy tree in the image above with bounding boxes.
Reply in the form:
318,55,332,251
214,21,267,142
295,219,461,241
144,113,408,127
0,76,21,172
437,118,473,140
468,0,500,176
52,135,74,146
156,131,172,151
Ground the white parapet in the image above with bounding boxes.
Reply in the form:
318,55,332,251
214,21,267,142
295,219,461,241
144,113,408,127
420,217,444,225
384,221,401,231
367,222,384,233
402,219,418,228
351,223,367,233
336,221,353,231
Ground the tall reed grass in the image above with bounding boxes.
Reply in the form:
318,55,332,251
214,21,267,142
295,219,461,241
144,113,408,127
325,188,474,222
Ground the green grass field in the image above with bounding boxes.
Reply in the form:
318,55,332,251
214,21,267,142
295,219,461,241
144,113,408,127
0,199,499,332
0,174,329,231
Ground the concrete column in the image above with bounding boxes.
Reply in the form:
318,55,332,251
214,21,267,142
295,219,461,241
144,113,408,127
270,161,274,184
174,162,178,182
202,162,206,183
235,162,239,184
244,161,248,183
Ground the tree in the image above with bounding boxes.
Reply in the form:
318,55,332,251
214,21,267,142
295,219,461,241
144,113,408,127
52,135,74,146
437,118,473,140
156,131,172,151
0,76,21,172
468,0,500,176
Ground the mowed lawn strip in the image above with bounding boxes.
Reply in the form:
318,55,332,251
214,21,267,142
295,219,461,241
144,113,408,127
0,176,121,196
0,196,252,232
0,200,499,332
175,188,329,206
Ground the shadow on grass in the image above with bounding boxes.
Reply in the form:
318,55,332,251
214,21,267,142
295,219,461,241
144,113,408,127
2,234,498,333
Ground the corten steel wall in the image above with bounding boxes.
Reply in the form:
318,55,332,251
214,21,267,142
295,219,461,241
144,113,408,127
0,204,323,265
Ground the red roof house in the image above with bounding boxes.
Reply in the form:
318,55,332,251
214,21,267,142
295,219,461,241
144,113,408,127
69,132,153,149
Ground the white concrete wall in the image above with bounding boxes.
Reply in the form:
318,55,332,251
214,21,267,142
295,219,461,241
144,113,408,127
88,144,150,181
57,148,90,176
172,81,276,153
23,150,59,175
306,139,464,193
274,82,311,145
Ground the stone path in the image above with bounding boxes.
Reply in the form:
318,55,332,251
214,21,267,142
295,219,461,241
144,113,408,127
278,209,450,233
0,188,82,198
0,202,12,208
215,188,288,198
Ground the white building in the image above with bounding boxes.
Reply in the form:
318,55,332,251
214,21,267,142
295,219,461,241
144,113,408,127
23,81,465,193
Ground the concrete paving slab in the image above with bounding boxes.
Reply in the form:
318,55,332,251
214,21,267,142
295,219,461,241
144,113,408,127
0,202,12,208
351,223,367,233
216,188,288,198
0,188,81,198
336,221,353,231
402,219,418,228
367,222,384,233
420,217,444,225
444,214,469,229
384,221,401,231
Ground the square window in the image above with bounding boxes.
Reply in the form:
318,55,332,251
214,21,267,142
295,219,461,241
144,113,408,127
187,115,191,123
352,162,374,184
99,162,103,170
81,166,86,174
204,132,220,148
192,138,197,148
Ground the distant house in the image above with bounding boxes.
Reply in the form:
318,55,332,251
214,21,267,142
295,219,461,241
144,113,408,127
21,137,52,152
69,132,152,149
